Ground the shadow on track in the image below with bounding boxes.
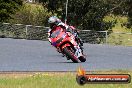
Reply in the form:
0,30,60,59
49,61,88,63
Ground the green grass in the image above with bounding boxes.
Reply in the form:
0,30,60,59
0,71,132,88
107,33,132,46
104,15,132,46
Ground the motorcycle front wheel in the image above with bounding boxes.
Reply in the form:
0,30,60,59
79,56,86,62
63,47,79,63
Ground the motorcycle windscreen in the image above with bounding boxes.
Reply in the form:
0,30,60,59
50,29,67,47
50,29,61,38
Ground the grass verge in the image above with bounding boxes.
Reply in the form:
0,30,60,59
104,15,132,46
0,71,132,88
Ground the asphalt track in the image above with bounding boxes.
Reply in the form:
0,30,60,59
0,38,132,71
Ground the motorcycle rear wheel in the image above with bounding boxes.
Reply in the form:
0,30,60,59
63,47,79,63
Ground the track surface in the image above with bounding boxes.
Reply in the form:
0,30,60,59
0,38,132,71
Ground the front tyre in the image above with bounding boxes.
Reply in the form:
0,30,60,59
63,47,78,63
79,56,86,62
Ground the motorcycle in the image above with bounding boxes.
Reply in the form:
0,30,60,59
48,26,86,63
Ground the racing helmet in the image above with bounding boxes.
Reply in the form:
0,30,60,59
48,16,61,28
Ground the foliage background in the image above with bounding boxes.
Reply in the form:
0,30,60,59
9,3,51,26
0,0,23,22
0,0,132,31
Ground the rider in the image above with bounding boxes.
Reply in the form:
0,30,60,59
48,16,83,46
48,16,83,47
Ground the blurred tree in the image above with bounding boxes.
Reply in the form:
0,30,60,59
39,0,116,31
107,0,128,15
109,0,132,29
10,3,51,26
0,0,23,22
126,0,132,29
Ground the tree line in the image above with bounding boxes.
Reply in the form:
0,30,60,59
0,0,132,31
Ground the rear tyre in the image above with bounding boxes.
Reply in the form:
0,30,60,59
63,47,78,63
79,56,86,62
